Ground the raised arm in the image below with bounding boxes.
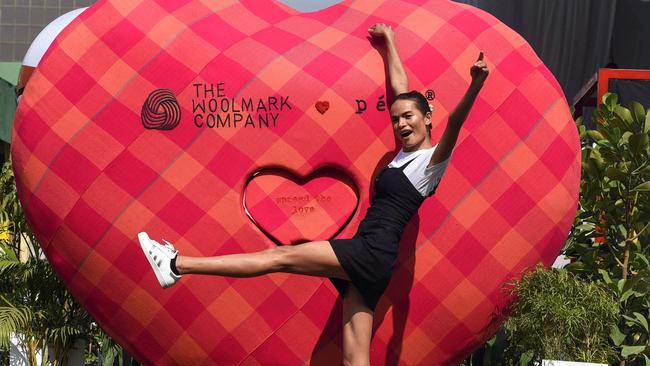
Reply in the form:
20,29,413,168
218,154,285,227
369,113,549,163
430,52,489,166
368,23,408,96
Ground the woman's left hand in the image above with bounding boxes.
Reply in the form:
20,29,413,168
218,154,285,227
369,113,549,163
470,52,489,86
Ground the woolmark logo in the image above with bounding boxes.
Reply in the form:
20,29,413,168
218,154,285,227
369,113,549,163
141,89,181,130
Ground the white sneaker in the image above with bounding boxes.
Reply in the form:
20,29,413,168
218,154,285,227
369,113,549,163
138,232,181,288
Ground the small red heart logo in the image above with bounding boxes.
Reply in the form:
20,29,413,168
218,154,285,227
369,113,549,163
244,168,358,245
315,101,330,114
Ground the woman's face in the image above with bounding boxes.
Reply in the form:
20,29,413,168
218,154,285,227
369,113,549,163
390,99,432,152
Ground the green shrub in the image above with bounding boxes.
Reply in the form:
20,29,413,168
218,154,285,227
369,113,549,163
505,265,619,363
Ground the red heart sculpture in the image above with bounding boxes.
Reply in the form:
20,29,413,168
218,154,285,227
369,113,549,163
243,168,358,245
11,0,580,364
315,101,330,114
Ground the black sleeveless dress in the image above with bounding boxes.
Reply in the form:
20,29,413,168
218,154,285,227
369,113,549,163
329,157,431,310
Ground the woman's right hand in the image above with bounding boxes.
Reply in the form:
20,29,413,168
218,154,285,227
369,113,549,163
369,22,407,95
368,23,395,41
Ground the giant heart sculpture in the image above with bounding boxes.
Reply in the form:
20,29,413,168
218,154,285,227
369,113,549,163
12,0,580,364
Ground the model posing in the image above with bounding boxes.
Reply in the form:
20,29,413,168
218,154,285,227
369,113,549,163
139,23,488,366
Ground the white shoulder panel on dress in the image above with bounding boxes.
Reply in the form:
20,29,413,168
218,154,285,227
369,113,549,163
388,144,451,196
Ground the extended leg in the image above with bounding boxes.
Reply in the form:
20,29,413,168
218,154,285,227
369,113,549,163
175,240,349,280
342,285,373,366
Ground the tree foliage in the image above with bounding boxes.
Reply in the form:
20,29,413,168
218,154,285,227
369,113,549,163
0,160,123,365
465,93,650,366
564,93,650,365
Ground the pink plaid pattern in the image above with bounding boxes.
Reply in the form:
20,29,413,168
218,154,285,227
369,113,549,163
12,0,579,364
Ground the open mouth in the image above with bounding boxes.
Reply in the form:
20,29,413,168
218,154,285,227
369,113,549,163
400,130,413,138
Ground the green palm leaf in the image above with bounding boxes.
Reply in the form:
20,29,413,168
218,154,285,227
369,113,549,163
0,300,35,348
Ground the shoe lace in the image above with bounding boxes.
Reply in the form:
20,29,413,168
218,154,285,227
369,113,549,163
161,239,177,253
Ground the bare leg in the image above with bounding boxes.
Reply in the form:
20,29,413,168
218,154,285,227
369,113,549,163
175,240,349,280
175,240,371,363
342,285,373,366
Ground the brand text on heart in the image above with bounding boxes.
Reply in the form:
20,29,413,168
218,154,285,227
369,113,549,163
192,82,292,128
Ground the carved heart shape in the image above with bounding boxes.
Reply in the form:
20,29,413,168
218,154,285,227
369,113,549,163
243,168,358,245
315,101,330,114
11,1,580,364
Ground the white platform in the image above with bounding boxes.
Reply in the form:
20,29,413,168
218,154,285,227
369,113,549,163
542,361,607,366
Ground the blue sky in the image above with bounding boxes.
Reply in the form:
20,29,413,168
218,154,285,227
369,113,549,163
277,0,343,12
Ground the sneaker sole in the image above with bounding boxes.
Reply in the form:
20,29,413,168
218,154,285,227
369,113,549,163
138,232,172,288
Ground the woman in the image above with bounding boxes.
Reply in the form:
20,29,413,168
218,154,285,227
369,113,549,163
139,23,488,366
